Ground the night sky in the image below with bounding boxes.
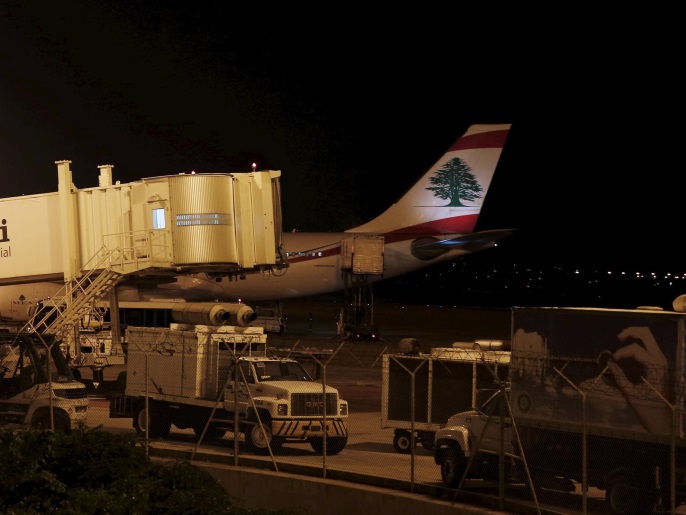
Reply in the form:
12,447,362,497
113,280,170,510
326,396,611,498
1,3,682,271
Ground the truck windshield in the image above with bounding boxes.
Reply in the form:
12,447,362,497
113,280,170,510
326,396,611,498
255,361,312,382
478,388,508,417
38,343,75,381
0,334,74,386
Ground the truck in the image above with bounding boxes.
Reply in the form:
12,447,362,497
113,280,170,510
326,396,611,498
0,331,89,432
250,302,287,334
108,302,349,455
434,304,686,515
381,338,509,453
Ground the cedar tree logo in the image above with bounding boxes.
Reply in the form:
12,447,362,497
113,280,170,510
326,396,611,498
425,157,483,206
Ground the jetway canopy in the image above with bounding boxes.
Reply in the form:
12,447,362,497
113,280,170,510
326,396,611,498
0,161,283,285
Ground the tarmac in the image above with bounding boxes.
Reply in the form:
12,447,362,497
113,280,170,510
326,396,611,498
269,297,512,349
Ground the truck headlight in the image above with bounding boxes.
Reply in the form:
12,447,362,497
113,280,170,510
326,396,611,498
340,403,348,416
277,403,288,416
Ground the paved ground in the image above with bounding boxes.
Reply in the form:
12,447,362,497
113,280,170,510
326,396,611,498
271,298,512,350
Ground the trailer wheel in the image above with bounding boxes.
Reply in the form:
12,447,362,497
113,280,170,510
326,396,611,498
309,436,347,455
134,401,171,439
244,412,282,454
440,449,468,488
606,471,655,515
393,429,415,454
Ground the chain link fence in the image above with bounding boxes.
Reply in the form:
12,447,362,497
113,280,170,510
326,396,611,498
76,303,686,515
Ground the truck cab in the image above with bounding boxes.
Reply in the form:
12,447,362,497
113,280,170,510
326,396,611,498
0,333,89,432
224,355,349,454
434,388,514,488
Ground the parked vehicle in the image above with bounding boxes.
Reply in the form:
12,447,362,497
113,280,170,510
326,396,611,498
0,332,89,432
108,302,349,455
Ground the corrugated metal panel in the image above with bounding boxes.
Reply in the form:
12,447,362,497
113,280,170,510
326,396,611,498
169,175,239,266
78,182,135,265
233,171,279,269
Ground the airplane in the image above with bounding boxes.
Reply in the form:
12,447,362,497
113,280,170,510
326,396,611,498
0,124,513,330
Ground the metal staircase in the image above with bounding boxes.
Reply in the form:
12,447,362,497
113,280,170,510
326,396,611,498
22,248,125,341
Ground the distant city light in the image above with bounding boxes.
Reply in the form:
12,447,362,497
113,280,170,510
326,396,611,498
376,261,686,310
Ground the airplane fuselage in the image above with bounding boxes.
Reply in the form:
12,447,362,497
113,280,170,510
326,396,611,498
124,231,467,302
0,231,470,310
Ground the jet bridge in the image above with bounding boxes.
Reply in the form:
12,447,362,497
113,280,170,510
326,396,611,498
0,161,283,286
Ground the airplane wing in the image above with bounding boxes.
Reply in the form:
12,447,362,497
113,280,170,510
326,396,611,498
410,229,516,259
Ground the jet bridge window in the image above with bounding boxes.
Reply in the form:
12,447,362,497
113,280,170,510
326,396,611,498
152,208,166,229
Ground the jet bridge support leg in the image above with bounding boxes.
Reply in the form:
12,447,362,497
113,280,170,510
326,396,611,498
109,286,122,355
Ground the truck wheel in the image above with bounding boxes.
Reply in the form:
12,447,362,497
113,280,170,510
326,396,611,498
418,431,435,450
309,436,347,455
606,471,655,515
32,409,70,434
393,430,415,454
134,402,171,439
440,449,467,488
244,413,282,454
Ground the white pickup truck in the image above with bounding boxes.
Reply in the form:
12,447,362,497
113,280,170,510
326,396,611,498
433,388,514,488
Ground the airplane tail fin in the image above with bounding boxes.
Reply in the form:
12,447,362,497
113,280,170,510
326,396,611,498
348,124,511,242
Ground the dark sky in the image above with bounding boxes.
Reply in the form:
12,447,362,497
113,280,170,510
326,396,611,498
1,3,682,271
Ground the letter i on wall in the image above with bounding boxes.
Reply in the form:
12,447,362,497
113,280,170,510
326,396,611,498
0,219,8,242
